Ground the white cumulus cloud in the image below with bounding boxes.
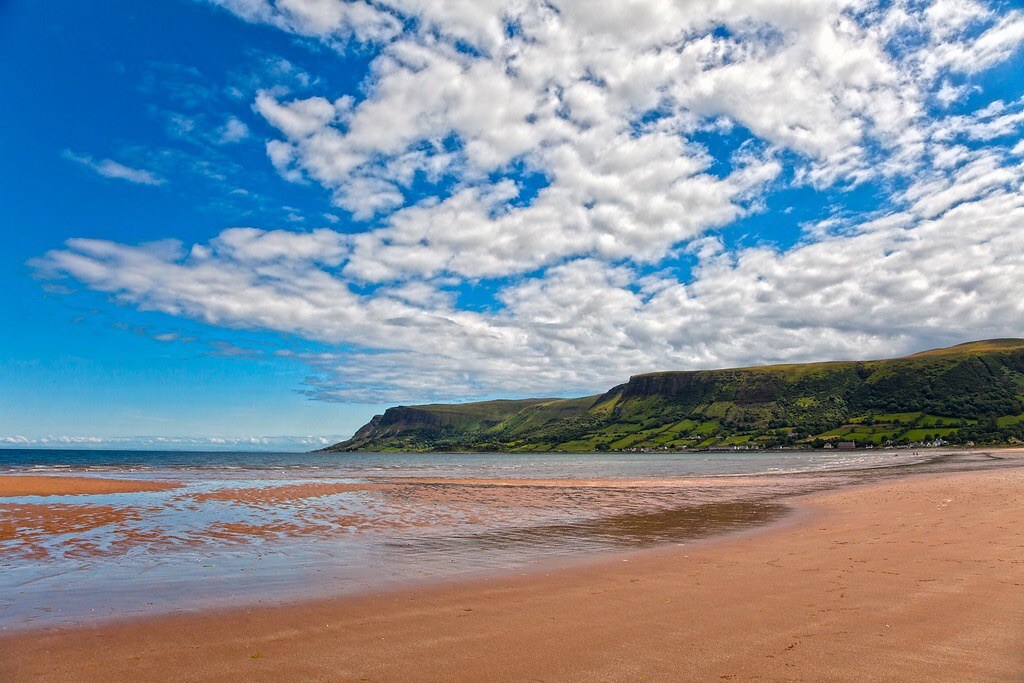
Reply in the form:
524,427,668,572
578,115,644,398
38,0,1024,404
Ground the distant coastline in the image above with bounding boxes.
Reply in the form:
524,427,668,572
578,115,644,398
325,339,1024,453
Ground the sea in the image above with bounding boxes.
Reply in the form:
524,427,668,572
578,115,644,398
0,447,1012,630
0,447,929,478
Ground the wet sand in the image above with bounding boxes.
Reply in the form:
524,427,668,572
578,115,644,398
188,481,389,504
0,476,798,562
3,467,1022,681
0,475,177,497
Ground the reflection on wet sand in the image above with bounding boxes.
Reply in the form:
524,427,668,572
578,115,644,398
393,499,791,554
0,504,144,560
1,475,829,562
1,449,1021,628
187,481,389,504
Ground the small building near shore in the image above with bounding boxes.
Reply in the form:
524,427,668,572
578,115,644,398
836,441,856,450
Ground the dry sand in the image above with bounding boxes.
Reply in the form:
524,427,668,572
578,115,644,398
2,468,1022,682
0,476,177,497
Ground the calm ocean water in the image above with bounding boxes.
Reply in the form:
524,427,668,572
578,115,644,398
0,447,921,479
0,447,990,630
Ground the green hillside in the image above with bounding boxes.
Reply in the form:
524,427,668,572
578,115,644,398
323,339,1024,452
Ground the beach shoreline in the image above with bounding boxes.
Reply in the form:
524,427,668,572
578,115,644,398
3,464,1022,681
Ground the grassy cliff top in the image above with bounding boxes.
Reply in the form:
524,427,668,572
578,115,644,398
627,339,1024,380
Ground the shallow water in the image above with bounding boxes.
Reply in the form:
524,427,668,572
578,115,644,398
0,447,934,478
0,448,1015,630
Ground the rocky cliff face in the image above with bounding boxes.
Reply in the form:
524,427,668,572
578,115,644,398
614,369,791,405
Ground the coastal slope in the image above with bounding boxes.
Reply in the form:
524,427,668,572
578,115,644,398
325,339,1024,452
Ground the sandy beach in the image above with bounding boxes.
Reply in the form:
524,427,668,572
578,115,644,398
2,465,1022,681
0,476,178,497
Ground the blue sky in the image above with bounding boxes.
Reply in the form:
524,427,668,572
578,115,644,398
2,0,1024,449
0,1,386,448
